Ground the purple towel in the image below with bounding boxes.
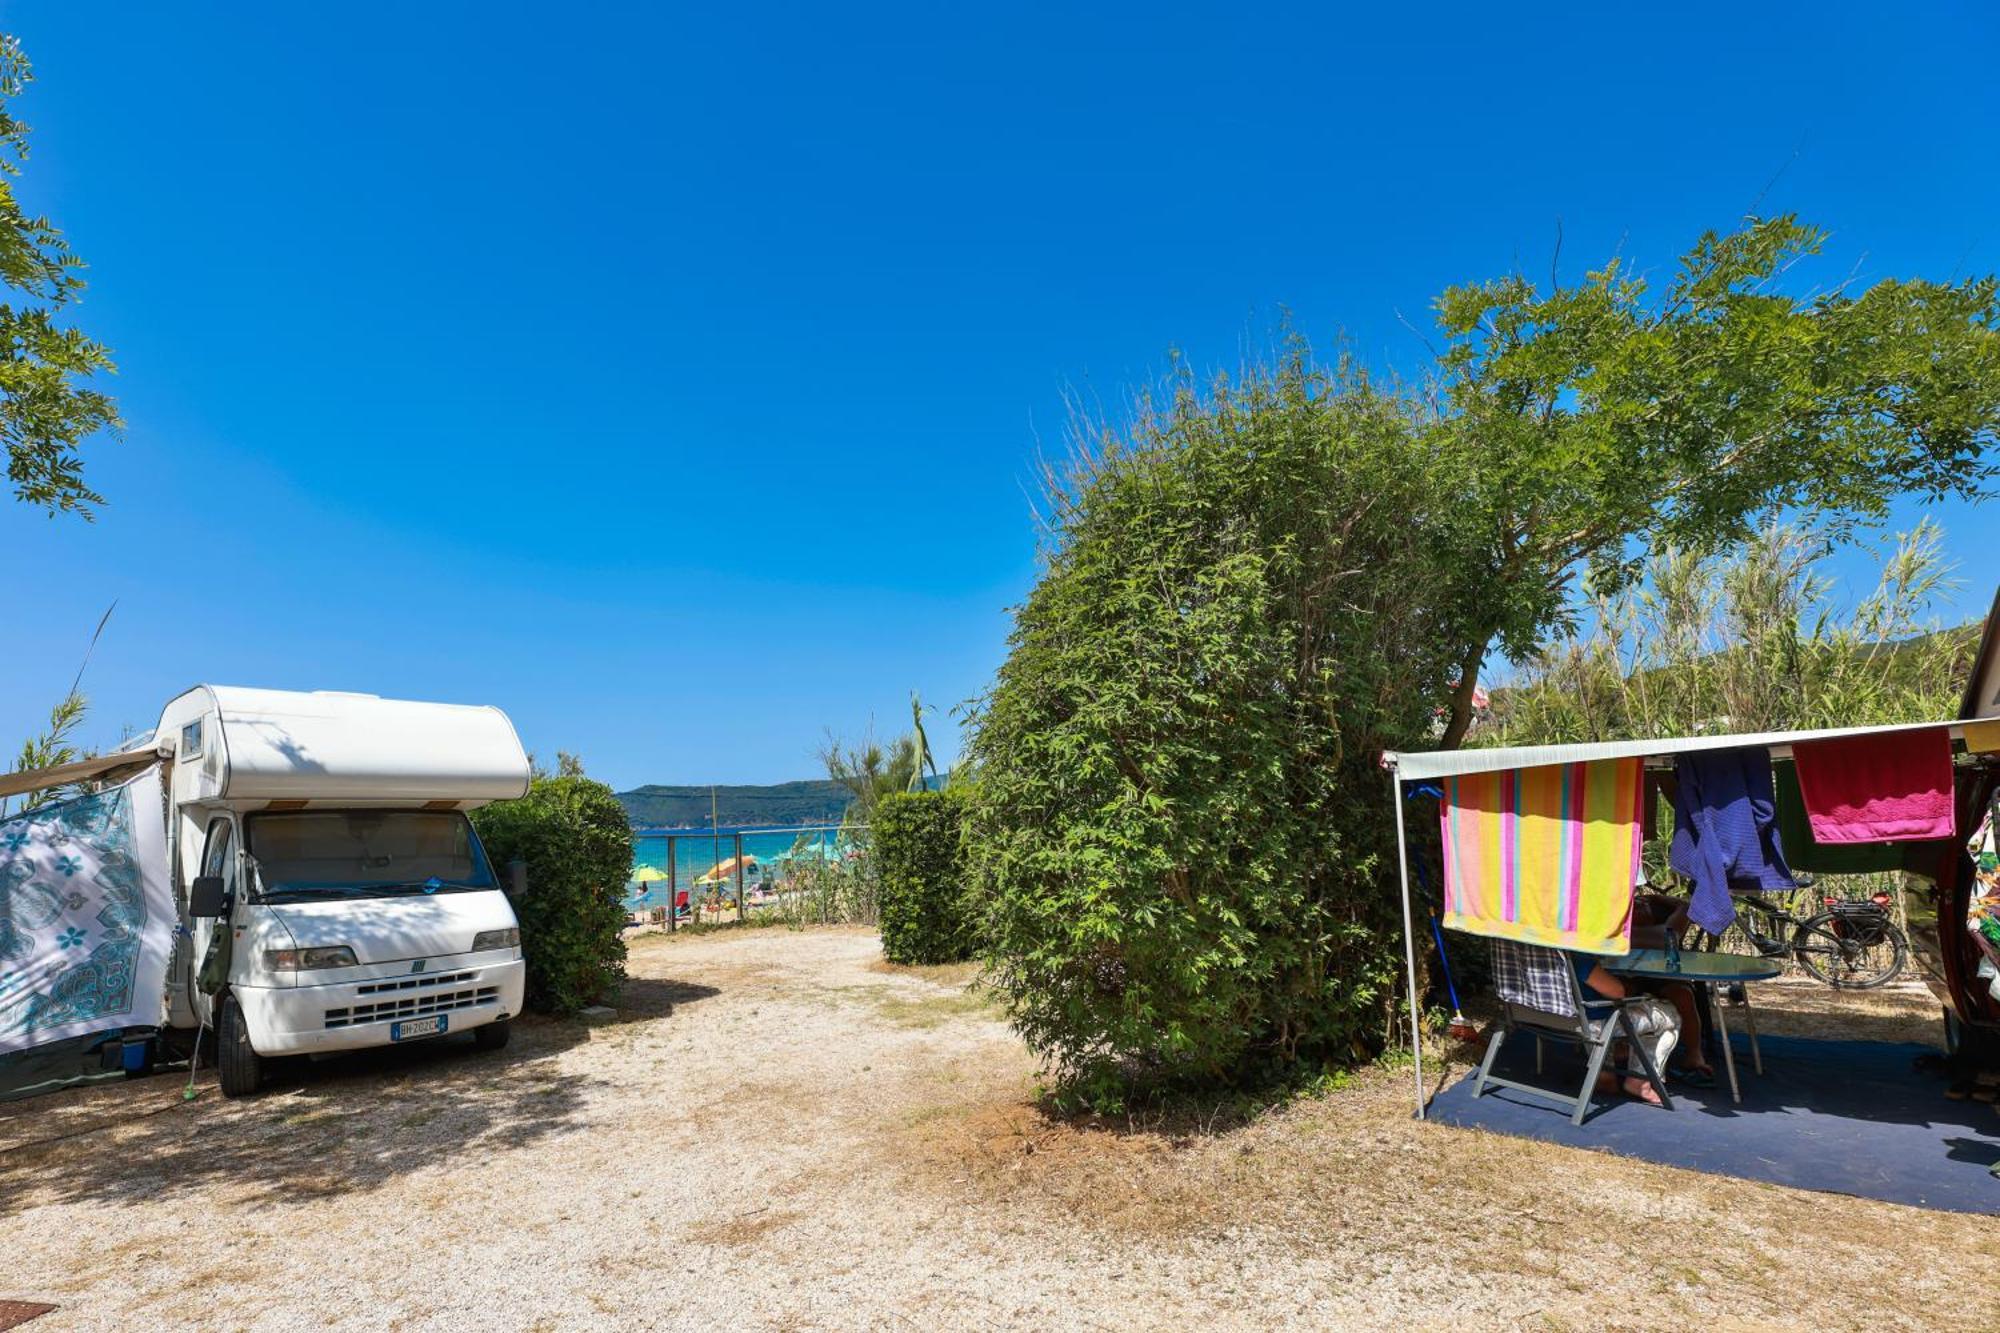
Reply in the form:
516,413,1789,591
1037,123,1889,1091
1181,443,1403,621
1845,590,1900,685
1669,746,1796,937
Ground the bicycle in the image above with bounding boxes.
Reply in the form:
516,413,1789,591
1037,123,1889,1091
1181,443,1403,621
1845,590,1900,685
1695,883,1909,989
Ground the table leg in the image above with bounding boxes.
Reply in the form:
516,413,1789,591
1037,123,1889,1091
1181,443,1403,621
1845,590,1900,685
1740,987,1763,1075
1712,984,1742,1104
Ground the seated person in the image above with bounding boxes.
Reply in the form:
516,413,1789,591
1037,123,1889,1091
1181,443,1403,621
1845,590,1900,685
1629,888,1690,949
1625,887,1719,1087
1570,953,1681,1106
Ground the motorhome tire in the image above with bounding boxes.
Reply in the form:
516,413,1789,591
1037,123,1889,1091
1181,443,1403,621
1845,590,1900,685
473,1018,510,1051
217,993,264,1097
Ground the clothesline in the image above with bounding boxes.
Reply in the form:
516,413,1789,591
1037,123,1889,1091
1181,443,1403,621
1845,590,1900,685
1384,715,2000,782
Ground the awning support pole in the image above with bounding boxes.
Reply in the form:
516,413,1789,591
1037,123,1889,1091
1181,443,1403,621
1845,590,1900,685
1391,762,1426,1120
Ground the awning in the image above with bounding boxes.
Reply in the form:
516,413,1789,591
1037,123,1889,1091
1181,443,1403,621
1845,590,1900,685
1385,716,1997,783
0,746,165,801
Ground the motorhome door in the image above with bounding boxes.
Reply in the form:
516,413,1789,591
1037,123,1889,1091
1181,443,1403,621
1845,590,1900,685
189,813,239,1023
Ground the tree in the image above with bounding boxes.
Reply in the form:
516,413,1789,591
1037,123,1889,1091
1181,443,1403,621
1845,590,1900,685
820,722,924,826
0,35,118,517
1429,216,2000,746
963,354,1475,1107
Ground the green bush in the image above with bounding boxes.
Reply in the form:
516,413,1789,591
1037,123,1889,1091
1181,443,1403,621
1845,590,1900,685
472,774,634,1015
963,353,1479,1110
875,788,975,964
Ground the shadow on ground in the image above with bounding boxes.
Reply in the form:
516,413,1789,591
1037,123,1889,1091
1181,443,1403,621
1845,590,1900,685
614,976,722,1021
0,977,723,1217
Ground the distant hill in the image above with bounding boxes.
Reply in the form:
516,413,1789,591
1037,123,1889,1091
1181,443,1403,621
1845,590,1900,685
615,780,852,829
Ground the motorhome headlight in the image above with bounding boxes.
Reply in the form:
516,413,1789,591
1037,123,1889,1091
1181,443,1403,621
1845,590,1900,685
472,927,520,951
264,946,359,970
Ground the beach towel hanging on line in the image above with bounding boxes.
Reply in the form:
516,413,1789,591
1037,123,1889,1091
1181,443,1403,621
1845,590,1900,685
1792,727,1955,845
1669,746,1795,938
1438,758,1644,953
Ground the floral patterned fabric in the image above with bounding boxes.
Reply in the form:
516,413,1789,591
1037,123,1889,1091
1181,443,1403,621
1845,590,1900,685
0,767,171,1053
1966,795,2000,1004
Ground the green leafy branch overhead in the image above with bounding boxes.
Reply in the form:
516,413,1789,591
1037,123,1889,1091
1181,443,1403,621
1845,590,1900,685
1428,215,2000,744
0,33,119,518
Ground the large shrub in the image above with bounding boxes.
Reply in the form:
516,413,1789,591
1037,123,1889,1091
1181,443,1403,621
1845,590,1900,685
963,353,1481,1108
472,774,634,1015
875,788,975,964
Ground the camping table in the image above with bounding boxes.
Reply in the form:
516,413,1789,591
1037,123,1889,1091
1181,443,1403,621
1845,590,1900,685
1602,949,1783,1105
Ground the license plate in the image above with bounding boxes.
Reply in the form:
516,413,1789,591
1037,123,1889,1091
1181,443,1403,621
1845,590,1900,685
391,1015,447,1041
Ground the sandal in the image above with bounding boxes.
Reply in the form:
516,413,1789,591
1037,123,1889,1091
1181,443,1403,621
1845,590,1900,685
1672,1065,1718,1089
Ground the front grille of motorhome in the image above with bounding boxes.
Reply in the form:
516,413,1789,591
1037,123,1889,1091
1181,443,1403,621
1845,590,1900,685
356,970,477,996
323,985,499,1029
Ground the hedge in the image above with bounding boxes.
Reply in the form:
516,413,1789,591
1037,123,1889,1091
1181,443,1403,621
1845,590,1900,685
471,774,634,1015
874,788,976,964
962,354,1472,1110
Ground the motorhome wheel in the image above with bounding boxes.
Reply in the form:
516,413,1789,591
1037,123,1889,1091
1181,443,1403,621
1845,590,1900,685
217,993,265,1098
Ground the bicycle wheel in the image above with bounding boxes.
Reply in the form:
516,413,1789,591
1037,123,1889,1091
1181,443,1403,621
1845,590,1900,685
1793,912,1907,989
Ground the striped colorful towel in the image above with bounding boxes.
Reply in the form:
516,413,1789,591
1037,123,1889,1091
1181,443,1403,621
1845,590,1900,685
1440,758,1644,953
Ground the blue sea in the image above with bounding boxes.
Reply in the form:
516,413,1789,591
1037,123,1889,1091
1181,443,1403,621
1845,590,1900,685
624,825,845,913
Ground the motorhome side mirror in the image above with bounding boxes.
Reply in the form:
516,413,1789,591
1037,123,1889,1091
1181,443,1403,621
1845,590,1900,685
189,875,227,919
507,859,527,899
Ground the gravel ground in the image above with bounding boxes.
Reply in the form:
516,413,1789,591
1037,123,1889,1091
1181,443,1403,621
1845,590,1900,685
1,927,1995,1331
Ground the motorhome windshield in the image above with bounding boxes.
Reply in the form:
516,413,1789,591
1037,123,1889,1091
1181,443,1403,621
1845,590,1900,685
246,811,496,900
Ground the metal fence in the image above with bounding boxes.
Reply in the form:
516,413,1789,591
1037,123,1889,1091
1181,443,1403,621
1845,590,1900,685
625,823,872,931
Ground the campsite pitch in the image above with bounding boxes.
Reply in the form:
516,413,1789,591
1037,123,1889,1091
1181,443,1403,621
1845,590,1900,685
0,928,1991,1330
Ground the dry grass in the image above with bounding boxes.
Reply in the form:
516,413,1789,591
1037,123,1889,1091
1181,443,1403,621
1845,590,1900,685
865,957,987,988
0,928,1993,1331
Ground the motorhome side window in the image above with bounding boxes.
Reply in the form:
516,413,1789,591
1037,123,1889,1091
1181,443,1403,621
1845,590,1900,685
180,719,202,759
200,818,235,894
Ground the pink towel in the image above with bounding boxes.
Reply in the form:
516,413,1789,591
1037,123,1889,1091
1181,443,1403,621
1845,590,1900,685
1791,729,1954,844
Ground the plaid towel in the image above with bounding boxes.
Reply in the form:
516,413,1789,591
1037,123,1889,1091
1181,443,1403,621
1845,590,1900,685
1489,939,1579,1018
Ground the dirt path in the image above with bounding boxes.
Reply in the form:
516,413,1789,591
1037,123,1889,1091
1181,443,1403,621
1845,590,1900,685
0,928,1994,1330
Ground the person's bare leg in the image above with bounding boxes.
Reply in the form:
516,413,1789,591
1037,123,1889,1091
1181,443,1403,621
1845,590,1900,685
1661,982,1710,1073
1597,1039,1630,1094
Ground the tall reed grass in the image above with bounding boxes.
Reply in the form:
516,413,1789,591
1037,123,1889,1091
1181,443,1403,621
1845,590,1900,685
1488,522,1977,746
1487,523,1979,927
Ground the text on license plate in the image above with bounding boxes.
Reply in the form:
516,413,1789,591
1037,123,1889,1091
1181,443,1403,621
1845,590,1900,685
391,1015,447,1041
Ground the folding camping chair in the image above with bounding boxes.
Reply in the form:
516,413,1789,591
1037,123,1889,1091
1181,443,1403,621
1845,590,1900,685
1472,939,1674,1125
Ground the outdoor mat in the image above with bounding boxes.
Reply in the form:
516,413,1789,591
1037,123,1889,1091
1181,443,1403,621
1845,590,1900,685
1426,1034,2000,1215
0,1302,56,1330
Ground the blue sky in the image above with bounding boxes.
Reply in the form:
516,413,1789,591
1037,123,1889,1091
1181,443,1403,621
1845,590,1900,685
0,3,1995,788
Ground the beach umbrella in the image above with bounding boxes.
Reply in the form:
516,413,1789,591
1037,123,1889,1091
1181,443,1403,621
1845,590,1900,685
696,854,758,885
630,865,669,884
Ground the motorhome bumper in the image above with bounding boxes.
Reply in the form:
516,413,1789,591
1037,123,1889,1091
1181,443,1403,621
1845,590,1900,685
232,958,526,1055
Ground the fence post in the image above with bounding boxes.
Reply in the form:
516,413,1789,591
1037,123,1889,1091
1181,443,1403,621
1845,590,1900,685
666,834,677,933
733,831,746,922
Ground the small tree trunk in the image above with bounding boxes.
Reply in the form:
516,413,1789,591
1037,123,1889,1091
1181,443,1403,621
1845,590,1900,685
1437,640,1488,750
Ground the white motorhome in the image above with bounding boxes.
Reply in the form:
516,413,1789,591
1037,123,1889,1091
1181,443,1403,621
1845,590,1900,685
150,686,531,1095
